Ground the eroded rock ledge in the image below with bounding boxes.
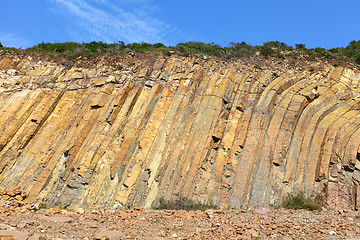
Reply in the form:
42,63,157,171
0,52,359,210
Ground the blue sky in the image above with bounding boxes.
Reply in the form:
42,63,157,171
1,0,359,49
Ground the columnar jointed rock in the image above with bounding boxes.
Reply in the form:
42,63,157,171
0,53,359,210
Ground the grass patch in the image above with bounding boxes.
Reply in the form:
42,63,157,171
282,192,322,211
38,198,47,209
152,197,217,211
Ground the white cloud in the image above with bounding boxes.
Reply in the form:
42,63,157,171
0,32,33,48
51,0,176,44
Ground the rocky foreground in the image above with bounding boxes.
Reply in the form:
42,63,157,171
0,208,360,240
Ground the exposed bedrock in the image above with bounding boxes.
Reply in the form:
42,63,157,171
0,53,360,210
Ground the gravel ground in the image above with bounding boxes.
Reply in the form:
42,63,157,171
0,207,360,239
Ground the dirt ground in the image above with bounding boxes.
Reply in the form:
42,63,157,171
0,207,360,239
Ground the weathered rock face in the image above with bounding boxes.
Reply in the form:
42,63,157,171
0,52,359,210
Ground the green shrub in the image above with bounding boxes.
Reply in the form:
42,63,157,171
0,42,3,48
260,46,276,57
329,48,340,54
30,41,82,53
295,43,306,50
17,39,360,66
282,192,322,211
355,53,360,65
84,41,109,52
174,42,226,57
343,40,360,57
229,41,256,58
308,47,333,59
263,41,293,51
152,197,217,211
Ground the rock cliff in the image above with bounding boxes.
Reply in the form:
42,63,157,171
0,52,359,210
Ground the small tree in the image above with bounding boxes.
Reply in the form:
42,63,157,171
0,42,3,48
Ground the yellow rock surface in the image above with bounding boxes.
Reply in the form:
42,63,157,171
0,52,359,210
